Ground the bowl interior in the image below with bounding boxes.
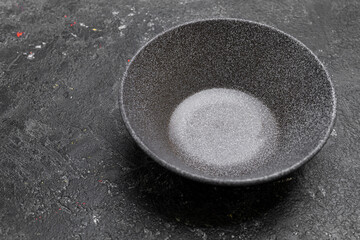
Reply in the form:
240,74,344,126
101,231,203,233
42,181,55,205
121,19,335,184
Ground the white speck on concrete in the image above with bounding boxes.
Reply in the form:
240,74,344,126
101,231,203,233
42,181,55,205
147,22,155,27
92,215,99,225
118,25,127,30
128,12,135,17
79,22,89,28
35,45,42,49
308,190,316,199
140,36,150,44
318,185,326,197
193,229,207,240
27,52,35,60
331,129,337,137
62,52,67,56
112,11,119,16
42,42,46,45
71,33,77,38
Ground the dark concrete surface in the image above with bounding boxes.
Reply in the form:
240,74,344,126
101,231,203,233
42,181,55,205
0,0,359,239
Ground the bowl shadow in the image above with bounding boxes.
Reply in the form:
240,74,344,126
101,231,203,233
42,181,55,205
122,143,299,228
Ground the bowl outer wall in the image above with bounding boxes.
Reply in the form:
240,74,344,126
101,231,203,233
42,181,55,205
119,18,337,186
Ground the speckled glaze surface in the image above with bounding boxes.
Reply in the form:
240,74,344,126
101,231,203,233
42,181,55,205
120,19,336,185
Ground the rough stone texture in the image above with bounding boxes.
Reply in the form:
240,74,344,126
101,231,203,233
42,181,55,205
0,0,359,239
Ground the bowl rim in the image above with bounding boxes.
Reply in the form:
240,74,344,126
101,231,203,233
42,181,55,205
119,18,337,186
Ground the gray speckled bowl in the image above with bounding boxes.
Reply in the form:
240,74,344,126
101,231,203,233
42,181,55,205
120,19,336,185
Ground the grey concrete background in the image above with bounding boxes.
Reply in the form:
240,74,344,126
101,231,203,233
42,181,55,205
0,0,359,239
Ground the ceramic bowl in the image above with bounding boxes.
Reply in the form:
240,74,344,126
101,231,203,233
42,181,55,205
120,19,336,185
